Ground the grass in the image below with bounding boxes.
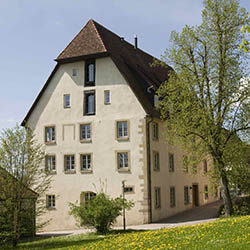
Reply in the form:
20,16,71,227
2,215,250,250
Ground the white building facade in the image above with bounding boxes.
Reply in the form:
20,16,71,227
22,19,218,231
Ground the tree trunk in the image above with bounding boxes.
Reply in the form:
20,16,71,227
220,173,233,216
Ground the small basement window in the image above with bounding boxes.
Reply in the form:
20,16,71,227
124,186,134,193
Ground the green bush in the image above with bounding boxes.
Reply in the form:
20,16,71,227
220,196,250,216
69,193,134,234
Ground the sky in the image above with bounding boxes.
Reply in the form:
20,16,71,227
0,0,250,133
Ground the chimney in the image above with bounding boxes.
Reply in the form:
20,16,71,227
134,34,138,49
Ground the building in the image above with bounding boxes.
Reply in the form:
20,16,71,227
0,167,37,237
21,19,218,231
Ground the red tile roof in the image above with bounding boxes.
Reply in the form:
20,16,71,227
57,20,107,60
22,19,172,126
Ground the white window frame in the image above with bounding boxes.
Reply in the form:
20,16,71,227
80,191,96,205
117,151,130,172
80,123,91,142
80,154,92,172
45,126,56,144
104,90,111,105
64,155,75,172
116,120,129,141
64,94,71,108
45,155,56,173
46,195,56,209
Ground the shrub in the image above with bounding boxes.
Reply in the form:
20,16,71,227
219,196,250,216
69,193,134,234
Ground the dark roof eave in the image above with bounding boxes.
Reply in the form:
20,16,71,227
110,56,160,117
55,52,110,64
0,167,38,197
21,64,60,127
22,52,111,127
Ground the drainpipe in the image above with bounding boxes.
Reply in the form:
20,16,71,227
146,115,153,223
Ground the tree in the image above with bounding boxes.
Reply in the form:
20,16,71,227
154,0,250,216
0,125,51,248
240,12,250,52
226,142,250,195
69,193,134,234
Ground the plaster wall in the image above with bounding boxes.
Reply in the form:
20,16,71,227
27,57,148,231
150,119,219,222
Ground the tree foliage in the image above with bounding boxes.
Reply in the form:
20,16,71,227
155,0,250,216
0,125,51,247
69,193,134,234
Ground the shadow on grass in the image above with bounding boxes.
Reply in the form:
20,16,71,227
108,229,146,235
1,229,147,250
2,237,103,250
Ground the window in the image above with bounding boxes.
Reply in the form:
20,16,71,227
124,186,134,194
64,155,75,172
80,154,92,172
80,191,96,205
85,60,95,86
169,153,175,172
153,151,160,171
84,91,95,115
204,185,208,200
45,155,56,172
80,124,91,141
184,186,189,205
203,160,208,173
117,152,129,171
170,186,176,207
64,94,70,108
214,188,218,198
152,122,159,140
46,195,56,208
116,121,129,140
45,126,56,143
155,187,161,208
182,155,188,173
104,90,110,104
192,165,198,174
154,95,159,107
72,68,77,76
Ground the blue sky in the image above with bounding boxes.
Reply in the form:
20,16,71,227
0,0,250,133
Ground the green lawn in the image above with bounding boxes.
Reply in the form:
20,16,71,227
3,215,250,250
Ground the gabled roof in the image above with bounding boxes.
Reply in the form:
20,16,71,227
22,19,172,126
0,167,38,199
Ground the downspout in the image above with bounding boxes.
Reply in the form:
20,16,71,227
146,115,153,223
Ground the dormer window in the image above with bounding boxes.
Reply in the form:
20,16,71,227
154,95,159,107
85,60,95,86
